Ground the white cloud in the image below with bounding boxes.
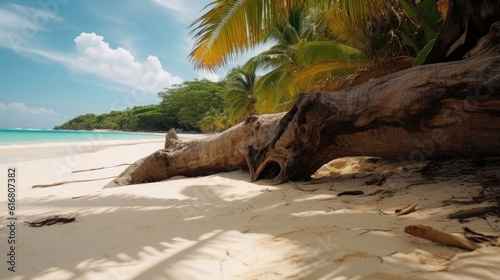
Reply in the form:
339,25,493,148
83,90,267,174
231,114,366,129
198,70,220,82
0,3,62,49
151,0,206,23
0,4,183,94
0,102,60,116
71,32,182,92
119,37,140,56
0,3,61,28
151,0,187,13
0,9,25,28
9,32,183,93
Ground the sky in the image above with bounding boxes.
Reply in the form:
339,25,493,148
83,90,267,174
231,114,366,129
0,0,267,129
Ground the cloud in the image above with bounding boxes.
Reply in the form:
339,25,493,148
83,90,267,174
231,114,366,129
10,32,183,93
0,102,60,116
71,32,182,93
0,102,64,129
0,3,62,49
0,3,182,93
151,0,206,23
0,9,25,29
0,3,62,28
151,0,188,13
198,70,220,82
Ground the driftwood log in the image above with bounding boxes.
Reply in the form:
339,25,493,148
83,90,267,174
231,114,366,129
104,19,500,189
404,225,480,251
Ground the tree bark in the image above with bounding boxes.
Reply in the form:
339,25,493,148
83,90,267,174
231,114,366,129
424,0,500,64
104,21,500,189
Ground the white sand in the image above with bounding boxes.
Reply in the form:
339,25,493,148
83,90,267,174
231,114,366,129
0,138,499,279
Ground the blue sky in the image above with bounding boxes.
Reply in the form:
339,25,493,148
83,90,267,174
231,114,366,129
0,0,266,129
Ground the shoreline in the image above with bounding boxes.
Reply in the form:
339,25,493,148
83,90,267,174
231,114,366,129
0,128,167,147
0,133,206,164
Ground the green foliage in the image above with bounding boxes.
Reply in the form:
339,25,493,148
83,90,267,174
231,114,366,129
158,79,226,131
397,0,443,64
413,38,436,66
55,79,228,132
189,0,393,70
245,7,367,113
200,108,229,132
54,113,98,130
54,105,171,131
56,1,445,134
295,41,365,65
224,66,257,125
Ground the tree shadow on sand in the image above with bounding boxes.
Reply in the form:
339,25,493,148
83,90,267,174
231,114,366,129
4,166,500,280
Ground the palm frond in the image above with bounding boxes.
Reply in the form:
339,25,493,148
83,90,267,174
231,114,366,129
291,59,368,91
189,0,274,71
189,0,309,71
200,108,228,132
294,40,365,65
319,0,397,50
254,66,297,113
224,66,258,124
244,46,292,71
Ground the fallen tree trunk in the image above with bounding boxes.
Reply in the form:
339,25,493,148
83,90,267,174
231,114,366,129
104,21,500,188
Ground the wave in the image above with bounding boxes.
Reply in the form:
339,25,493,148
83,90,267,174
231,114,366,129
0,139,164,150
3,128,46,131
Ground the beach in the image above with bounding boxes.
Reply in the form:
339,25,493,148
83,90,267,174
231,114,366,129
1,136,499,280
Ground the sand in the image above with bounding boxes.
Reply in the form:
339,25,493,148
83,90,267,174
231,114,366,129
0,136,499,280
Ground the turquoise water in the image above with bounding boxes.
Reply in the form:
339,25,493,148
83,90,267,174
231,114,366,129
0,128,165,146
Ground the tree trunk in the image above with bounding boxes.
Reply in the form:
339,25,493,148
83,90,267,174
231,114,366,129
104,20,500,188
424,0,500,64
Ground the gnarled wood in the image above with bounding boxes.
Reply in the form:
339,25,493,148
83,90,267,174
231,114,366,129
104,21,500,188
104,114,284,188
424,0,500,64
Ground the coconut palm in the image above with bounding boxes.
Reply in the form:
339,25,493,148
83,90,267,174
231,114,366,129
224,66,258,125
200,107,229,132
191,0,441,114
319,0,399,51
244,5,367,112
189,0,393,71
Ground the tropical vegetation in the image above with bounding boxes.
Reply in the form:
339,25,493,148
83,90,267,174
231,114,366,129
55,79,228,132
57,0,445,133
190,0,443,113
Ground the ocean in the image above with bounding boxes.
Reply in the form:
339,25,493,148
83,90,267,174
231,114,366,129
0,128,165,146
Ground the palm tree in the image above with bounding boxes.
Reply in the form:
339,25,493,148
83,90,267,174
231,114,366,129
200,108,229,132
189,0,393,71
190,0,441,114
224,66,258,125
319,0,398,51
244,5,367,112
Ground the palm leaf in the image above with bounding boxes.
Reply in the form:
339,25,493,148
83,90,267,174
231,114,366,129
255,66,297,113
200,108,228,132
224,66,258,124
319,0,395,50
244,46,292,71
412,38,435,66
291,59,368,91
295,40,365,65
190,0,308,71
189,0,390,70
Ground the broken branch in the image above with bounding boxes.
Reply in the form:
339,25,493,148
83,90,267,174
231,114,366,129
404,224,480,251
